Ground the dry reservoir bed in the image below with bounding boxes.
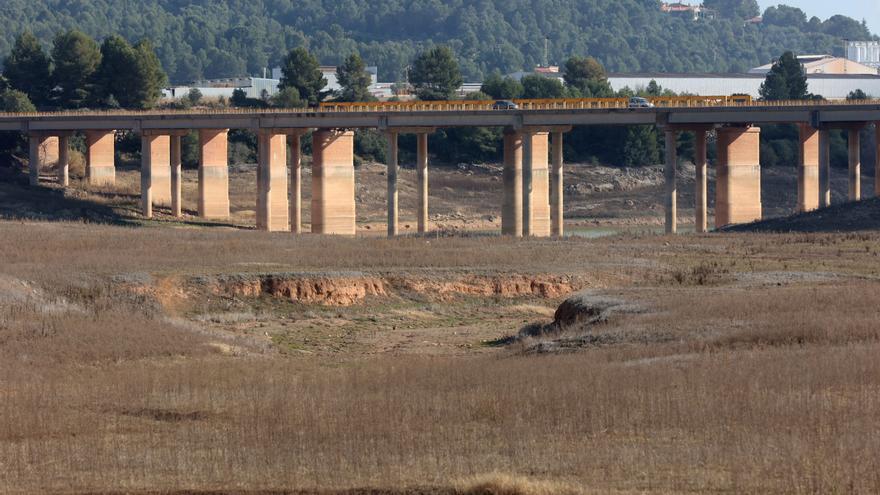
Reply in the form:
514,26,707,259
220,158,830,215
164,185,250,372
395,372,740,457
1,221,880,494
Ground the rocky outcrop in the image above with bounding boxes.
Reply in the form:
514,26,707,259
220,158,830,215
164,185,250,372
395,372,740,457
553,291,645,327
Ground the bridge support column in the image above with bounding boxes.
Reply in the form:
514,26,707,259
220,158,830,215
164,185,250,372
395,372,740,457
551,131,564,237
170,134,182,217
694,129,708,233
502,129,523,237
417,132,429,234
58,135,70,187
819,129,831,208
312,129,356,235
848,127,861,201
664,129,677,234
523,131,550,237
797,125,820,213
85,131,115,186
876,124,880,197
28,134,58,186
257,130,290,232
140,133,171,218
288,133,303,233
198,129,230,219
386,131,399,237
716,127,762,228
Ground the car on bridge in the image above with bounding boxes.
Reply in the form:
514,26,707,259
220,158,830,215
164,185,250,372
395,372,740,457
492,100,519,110
628,97,654,108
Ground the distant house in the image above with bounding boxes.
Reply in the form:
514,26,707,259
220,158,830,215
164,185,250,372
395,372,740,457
749,55,879,76
659,2,715,21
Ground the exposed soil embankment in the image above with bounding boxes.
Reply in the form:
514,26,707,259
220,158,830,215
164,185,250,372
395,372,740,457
202,272,585,306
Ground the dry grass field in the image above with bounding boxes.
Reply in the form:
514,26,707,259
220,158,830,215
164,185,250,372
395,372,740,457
1,217,880,494
2,158,880,493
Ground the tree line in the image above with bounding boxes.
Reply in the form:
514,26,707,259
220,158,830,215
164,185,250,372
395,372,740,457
1,30,166,111
0,0,874,84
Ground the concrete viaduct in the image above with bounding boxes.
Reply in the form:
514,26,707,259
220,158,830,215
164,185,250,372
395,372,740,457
5,101,880,236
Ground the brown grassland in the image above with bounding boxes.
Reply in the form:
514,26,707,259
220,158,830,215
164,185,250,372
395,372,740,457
2,161,880,494
1,219,879,494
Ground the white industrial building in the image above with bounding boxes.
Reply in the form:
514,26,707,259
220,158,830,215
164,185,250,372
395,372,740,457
608,73,880,100
847,41,880,69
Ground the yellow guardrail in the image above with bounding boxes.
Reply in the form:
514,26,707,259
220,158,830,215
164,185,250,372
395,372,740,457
318,95,765,111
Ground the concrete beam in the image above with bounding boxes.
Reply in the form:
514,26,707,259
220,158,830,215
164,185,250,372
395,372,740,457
198,129,230,219
417,132,429,234
716,127,762,228
819,129,831,208
257,131,290,231
550,131,564,237
288,133,303,233
694,130,708,233
502,129,523,237
312,129,356,235
386,131,399,237
85,131,115,186
848,128,861,201
664,130,677,234
797,125,820,213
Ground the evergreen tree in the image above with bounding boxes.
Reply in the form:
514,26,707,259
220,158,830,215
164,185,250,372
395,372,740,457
0,88,36,112
759,52,808,101
480,72,523,99
279,47,326,106
3,32,52,106
271,87,303,108
521,75,565,99
409,46,462,101
93,36,166,109
563,56,613,97
702,0,760,19
623,125,660,166
336,53,375,102
51,30,101,108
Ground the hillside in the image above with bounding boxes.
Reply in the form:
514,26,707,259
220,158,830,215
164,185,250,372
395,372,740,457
0,0,875,84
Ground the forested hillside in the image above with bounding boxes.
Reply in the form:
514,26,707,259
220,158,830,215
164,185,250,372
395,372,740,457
0,0,875,84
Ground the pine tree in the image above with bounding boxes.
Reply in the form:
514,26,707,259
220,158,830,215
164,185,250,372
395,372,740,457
336,53,374,102
51,30,101,108
3,32,52,107
279,47,326,106
759,52,808,101
409,46,463,101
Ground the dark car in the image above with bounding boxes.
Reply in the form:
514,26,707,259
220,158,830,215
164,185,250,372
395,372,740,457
492,100,519,110
628,97,654,108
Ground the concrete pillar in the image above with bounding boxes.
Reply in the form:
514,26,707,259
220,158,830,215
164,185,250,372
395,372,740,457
386,131,399,237
311,129,356,235
417,132,429,233
523,132,550,237
848,128,861,201
664,129,677,234
819,129,831,208
288,133,302,233
198,129,230,219
797,125,820,213
28,134,59,186
257,131,290,232
694,130,708,233
58,135,69,187
141,133,171,217
715,127,762,228
551,131,564,237
85,131,115,186
170,134,182,217
502,129,523,237
876,124,880,197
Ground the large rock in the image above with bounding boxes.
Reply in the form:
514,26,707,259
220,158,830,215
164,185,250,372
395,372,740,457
553,291,645,327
